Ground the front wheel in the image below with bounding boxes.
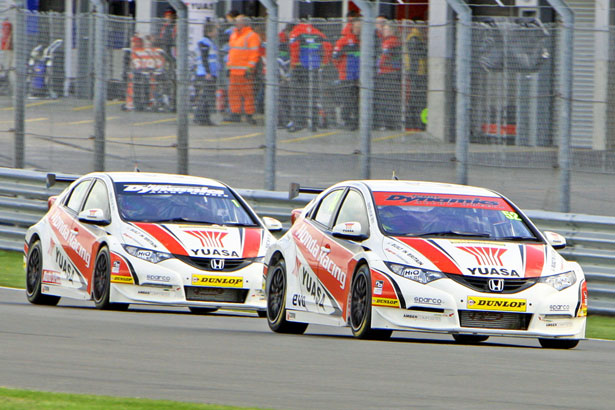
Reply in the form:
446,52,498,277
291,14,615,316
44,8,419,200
92,247,128,311
349,265,392,340
25,239,60,306
266,259,307,334
538,338,580,349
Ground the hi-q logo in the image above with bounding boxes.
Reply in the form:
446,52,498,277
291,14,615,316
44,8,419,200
457,246,507,266
185,230,228,248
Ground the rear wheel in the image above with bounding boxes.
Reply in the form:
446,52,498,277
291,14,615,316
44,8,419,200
452,334,489,344
538,338,580,349
350,265,392,340
92,247,128,311
189,307,219,315
266,259,307,334
25,239,60,306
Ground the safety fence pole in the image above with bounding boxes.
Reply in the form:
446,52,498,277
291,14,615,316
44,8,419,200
168,0,189,175
91,0,107,172
260,0,279,191
445,0,471,186
546,0,574,213
13,1,26,169
354,0,376,180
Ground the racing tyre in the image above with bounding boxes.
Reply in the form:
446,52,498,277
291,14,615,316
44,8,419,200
452,334,489,344
92,247,128,311
538,338,580,349
350,265,392,340
189,307,219,314
26,239,60,306
266,259,308,334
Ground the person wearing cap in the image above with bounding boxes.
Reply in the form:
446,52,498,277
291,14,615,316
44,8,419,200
226,15,261,124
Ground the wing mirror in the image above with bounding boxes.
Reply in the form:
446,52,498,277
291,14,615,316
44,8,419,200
262,216,283,232
543,231,566,249
78,208,110,226
332,222,367,241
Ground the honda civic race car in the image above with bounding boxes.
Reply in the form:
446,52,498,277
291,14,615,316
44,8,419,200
264,180,587,348
25,172,282,315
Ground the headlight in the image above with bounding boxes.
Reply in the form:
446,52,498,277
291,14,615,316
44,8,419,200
385,262,444,284
123,245,173,264
539,271,576,291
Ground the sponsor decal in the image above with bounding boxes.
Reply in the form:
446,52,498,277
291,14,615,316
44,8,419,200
301,267,326,310
111,275,134,284
287,312,296,320
467,296,527,312
374,280,384,295
50,211,91,267
374,192,511,210
385,240,424,266
413,296,442,305
467,267,519,277
186,230,227,248
112,261,121,274
549,304,570,312
42,270,61,285
292,294,306,307
146,274,171,282
55,248,79,283
192,274,243,288
372,297,400,308
122,184,227,197
403,313,443,322
458,246,507,266
294,224,347,289
190,249,239,257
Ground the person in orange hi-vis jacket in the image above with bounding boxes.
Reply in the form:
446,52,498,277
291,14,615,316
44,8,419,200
226,15,261,124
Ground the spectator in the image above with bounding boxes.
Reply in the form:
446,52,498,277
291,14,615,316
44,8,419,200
156,8,176,58
226,15,261,124
194,24,219,126
287,22,331,132
333,18,361,131
374,23,402,130
405,23,427,131
277,24,292,128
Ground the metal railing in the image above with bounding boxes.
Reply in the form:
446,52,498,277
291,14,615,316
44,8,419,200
1,167,613,314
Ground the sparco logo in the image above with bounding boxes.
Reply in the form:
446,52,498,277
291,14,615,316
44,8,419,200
413,297,442,305
146,274,171,282
550,304,570,312
186,230,228,248
458,246,507,266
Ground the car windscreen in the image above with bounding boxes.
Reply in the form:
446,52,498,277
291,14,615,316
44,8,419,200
115,183,258,226
373,191,538,241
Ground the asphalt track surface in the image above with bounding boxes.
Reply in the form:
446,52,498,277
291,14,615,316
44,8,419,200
2,287,615,409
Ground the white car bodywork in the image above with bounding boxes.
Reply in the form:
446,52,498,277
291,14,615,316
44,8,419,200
265,180,587,347
25,172,276,312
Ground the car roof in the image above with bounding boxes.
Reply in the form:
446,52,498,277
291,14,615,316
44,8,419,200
94,172,227,188
347,180,501,198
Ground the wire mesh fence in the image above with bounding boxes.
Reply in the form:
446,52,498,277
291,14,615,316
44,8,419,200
0,6,613,216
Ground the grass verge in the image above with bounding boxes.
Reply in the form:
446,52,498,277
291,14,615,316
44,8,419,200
0,387,265,410
2,250,614,340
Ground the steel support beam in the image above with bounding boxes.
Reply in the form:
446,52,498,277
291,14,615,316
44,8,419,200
13,0,26,168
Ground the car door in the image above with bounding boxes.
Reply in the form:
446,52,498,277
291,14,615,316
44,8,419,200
75,178,112,292
290,189,345,315
317,189,370,319
50,178,92,291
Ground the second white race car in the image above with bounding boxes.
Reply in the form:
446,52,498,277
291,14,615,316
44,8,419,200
264,180,587,348
25,172,281,315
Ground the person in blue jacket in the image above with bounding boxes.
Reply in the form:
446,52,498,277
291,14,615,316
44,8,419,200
194,23,219,125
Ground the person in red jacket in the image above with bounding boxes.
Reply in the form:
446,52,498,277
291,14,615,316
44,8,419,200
374,23,402,130
287,22,331,132
333,18,361,131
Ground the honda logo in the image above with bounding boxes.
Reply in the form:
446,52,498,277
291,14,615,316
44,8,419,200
488,279,505,292
210,259,225,271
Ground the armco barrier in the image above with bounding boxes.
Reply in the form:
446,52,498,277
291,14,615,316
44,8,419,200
1,167,613,314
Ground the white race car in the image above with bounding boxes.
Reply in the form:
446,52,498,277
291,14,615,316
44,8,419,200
25,172,281,315
264,180,587,348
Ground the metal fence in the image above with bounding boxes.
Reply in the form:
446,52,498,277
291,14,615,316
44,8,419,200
0,166,613,315
0,2,614,217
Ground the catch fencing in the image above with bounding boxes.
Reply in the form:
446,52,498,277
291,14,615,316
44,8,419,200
0,2,614,217
0,166,613,315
